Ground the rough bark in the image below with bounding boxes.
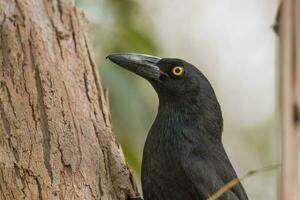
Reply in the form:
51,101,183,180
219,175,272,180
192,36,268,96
0,0,140,199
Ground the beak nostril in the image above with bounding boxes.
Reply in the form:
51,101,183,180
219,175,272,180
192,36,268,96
159,74,169,82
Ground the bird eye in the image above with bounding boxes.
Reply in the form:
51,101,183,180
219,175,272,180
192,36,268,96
171,66,184,76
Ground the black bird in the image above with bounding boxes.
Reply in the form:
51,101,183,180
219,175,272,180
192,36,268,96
107,53,248,200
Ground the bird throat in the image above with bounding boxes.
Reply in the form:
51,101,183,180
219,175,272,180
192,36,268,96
156,95,223,139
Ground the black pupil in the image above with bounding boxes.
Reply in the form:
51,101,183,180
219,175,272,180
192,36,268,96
175,68,181,74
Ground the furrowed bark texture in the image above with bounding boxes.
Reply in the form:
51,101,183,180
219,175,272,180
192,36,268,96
0,0,139,199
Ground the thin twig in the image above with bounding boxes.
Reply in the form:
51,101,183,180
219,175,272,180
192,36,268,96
207,164,279,200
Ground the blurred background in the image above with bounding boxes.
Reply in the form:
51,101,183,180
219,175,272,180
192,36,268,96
76,0,281,199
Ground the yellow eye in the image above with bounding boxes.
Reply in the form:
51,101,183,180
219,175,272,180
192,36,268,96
172,66,184,76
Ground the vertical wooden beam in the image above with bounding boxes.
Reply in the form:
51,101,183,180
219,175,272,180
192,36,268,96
277,0,300,199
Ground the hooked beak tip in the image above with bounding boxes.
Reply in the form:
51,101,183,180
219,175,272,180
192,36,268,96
106,54,120,62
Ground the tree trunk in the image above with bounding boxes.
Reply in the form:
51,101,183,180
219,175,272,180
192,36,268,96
275,1,300,199
0,0,140,199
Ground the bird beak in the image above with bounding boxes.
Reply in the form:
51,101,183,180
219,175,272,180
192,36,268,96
107,53,167,82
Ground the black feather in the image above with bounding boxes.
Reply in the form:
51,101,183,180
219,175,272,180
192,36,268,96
108,54,248,200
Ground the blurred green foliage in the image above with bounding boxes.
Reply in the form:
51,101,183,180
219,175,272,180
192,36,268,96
76,0,159,176
75,1,280,199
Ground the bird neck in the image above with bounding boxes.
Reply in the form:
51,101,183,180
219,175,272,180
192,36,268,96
157,94,223,139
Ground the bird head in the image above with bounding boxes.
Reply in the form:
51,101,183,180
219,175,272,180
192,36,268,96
107,53,223,136
107,53,216,103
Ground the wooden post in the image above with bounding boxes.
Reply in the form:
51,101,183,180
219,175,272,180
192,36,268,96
276,0,300,199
